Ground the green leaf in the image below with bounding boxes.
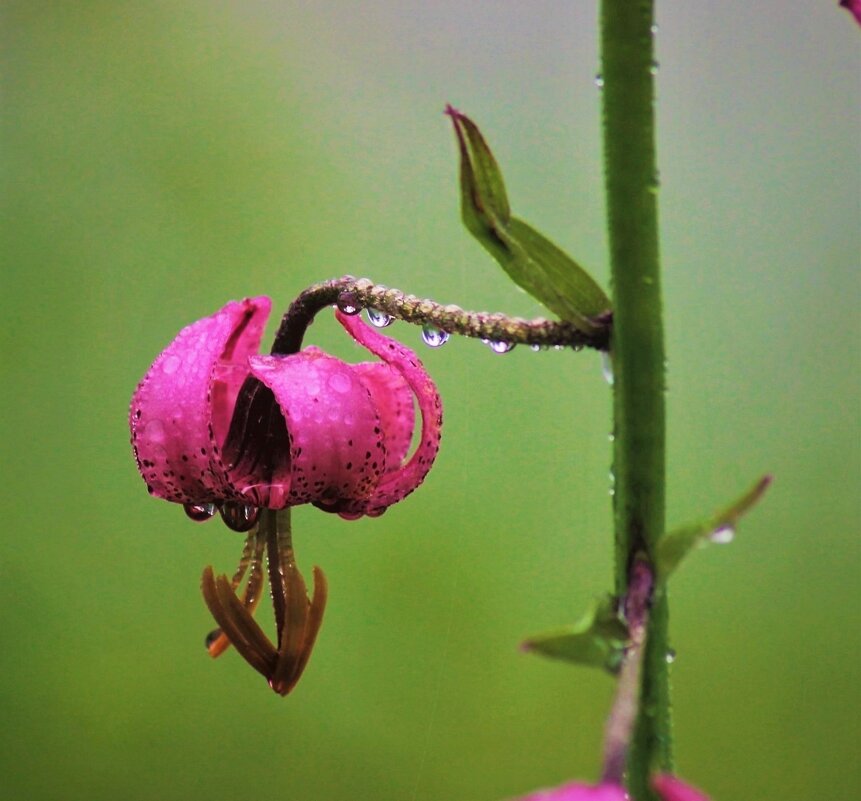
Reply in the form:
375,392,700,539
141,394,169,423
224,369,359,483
446,106,611,333
656,475,773,580
522,594,629,674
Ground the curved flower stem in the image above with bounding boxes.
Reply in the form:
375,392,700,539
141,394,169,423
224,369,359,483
600,0,670,796
270,275,611,356
601,558,654,785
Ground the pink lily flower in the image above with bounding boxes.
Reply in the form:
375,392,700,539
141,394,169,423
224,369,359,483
130,296,442,524
840,0,861,26
511,775,709,801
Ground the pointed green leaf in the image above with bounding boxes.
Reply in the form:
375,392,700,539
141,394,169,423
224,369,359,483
446,106,611,332
657,475,773,579
522,595,629,674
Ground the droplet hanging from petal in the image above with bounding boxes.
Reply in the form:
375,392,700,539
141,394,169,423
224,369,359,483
220,502,260,532
184,502,218,522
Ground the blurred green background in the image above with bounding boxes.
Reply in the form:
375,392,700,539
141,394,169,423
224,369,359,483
2,2,859,800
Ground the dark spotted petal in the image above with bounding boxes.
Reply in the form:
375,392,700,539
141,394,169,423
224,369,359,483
248,348,385,508
335,311,442,515
130,298,271,504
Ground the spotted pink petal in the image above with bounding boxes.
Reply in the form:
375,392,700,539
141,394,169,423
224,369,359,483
130,297,271,504
249,349,385,509
335,310,443,515
351,362,415,471
514,782,627,801
652,775,710,801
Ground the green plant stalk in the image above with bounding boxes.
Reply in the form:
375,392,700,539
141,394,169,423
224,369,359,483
600,0,670,796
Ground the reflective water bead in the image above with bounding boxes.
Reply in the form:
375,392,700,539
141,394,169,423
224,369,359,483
487,340,514,354
204,629,221,649
335,291,361,315
530,344,542,352
183,502,217,522
601,352,615,385
421,324,449,348
709,526,735,544
220,502,260,532
366,307,393,328
665,648,677,664
594,73,604,88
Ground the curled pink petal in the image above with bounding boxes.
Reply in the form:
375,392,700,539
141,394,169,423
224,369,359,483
250,350,384,508
652,774,710,801
130,297,270,504
841,0,861,26
351,362,415,470
336,310,443,514
514,782,627,801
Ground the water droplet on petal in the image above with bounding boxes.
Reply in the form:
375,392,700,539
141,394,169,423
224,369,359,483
366,507,387,518
339,511,363,521
530,344,542,352
649,60,659,76
487,340,514,354
421,324,449,348
366,307,393,328
220,502,260,532
205,629,221,649
650,23,659,35
665,648,677,664
336,291,361,315
594,73,604,88
601,352,615,385
184,502,217,522
710,526,735,544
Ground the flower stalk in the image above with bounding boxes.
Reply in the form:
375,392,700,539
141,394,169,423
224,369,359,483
600,0,670,795
270,276,611,356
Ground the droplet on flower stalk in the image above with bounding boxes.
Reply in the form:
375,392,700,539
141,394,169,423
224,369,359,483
709,526,735,544
487,340,514,354
601,352,614,385
365,307,393,328
183,502,217,522
421,324,449,348
220,502,260,532
335,291,361,315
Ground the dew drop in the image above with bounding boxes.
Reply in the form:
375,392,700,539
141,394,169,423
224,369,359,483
487,340,514,354
183,502,217,522
530,343,542,352
594,73,604,88
366,307,393,328
220,502,260,532
649,60,660,76
421,324,449,348
665,648,677,664
710,526,735,544
205,629,222,649
650,23,659,35
601,352,615,385
336,291,361,315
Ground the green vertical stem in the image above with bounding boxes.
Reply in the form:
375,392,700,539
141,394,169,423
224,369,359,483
600,0,671,797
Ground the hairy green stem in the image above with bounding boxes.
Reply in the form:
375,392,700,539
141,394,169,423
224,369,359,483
600,0,670,795
271,276,610,355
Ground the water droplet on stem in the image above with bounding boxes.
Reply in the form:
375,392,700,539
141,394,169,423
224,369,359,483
366,307,392,328
336,291,361,315
421,324,449,348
